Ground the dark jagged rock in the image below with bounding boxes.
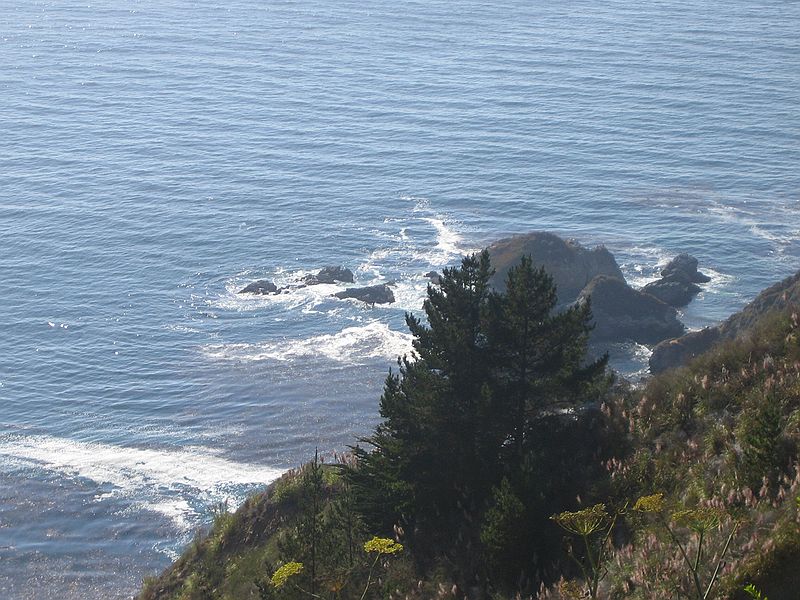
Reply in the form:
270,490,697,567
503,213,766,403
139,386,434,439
424,271,442,284
334,284,395,305
650,270,800,373
640,254,709,307
642,278,702,307
303,266,355,285
238,279,278,295
579,275,685,345
487,232,688,344
488,232,625,304
661,253,711,283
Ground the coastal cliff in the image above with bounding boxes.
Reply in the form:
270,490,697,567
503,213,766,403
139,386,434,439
650,270,800,373
137,258,800,600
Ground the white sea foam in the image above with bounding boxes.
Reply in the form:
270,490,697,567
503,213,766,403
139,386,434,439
420,216,463,263
0,434,283,530
603,342,653,382
163,323,204,334
628,193,799,260
361,214,467,269
632,342,653,361
708,198,800,254
202,321,414,364
618,245,734,297
212,271,346,313
136,498,195,532
617,246,672,289
627,343,654,382
699,266,735,294
385,277,436,314
748,223,800,250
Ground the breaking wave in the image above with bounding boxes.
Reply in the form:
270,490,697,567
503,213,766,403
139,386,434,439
201,321,414,364
0,434,283,535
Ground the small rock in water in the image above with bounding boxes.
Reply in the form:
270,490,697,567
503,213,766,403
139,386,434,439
641,253,709,307
239,279,278,295
660,253,711,283
424,271,442,284
334,284,395,305
303,266,355,285
642,279,702,307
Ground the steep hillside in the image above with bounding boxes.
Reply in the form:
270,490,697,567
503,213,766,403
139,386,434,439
650,270,800,373
138,273,800,600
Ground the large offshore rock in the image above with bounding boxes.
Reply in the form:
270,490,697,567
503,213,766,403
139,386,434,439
334,284,395,305
488,232,625,304
650,270,800,373
579,275,685,345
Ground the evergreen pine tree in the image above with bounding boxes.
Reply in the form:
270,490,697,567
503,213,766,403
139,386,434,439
352,251,495,548
486,256,608,472
349,250,610,581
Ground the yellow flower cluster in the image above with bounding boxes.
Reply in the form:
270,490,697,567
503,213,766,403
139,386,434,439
633,493,665,513
671,507,722,533
363,536,404,555
551,504,608,536
271,561,304,588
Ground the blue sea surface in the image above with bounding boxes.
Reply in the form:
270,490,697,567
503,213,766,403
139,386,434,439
1,0,798,597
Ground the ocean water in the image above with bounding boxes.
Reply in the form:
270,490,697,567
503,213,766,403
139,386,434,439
1,0,798,597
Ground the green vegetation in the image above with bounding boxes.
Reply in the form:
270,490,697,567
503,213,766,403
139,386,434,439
743,584,768,600
551,503,620,599
138,256,800,600
347,251,612,589
629,495,737,600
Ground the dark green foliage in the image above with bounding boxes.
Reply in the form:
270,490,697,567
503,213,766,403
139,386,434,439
272,452,326,596
739,398,785,491
498,408,626,587
267,455,373,599
349,251,612,589
480,478,527,584
487,257,609,469
351,252,497,555
324,472,362,569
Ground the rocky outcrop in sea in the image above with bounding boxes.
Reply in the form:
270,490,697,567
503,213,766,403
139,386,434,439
334,284,395,305
303,266,355,285
238,279,278,295
641,253,710,307
486,232,704,347
239,266,397,305
487,232,624,303
237,233,772,371
239,266,357,296
578,275,685,345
